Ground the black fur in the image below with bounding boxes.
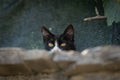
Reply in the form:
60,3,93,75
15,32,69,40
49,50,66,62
41,24,76,51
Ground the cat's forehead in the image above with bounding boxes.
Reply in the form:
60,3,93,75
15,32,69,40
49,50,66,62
49,35,63,42
54,35,58,38
48,35,59,41
53,34,60,39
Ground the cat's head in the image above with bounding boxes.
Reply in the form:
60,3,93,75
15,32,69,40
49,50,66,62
41,24,75,53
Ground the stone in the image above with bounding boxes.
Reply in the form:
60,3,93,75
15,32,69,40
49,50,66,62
0,46,120,80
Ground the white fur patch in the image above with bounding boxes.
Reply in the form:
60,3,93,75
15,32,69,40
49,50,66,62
50,41,61,53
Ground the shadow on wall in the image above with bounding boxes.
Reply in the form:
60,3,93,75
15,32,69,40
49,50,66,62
112,21,120,45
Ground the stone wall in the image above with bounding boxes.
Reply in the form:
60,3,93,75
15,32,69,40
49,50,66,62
0,46,120,80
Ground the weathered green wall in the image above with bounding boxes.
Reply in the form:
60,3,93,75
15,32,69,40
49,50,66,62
0,0,111,51
103,0,120,45
104,0,120,25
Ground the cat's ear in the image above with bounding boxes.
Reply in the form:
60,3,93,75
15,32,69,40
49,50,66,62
63,24,74,40
41,26,52,37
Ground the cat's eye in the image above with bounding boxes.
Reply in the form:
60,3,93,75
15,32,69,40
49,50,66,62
60,43,66,47
48,43,54,47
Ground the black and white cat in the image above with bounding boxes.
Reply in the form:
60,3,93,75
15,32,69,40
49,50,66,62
41,24,75,53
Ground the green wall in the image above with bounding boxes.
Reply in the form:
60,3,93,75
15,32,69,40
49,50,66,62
0,0,111,51
104,0,120,25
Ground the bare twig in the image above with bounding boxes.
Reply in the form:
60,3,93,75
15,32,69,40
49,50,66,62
83,15,107,21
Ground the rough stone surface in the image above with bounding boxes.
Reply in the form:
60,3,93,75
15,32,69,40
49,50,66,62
0,45,120,80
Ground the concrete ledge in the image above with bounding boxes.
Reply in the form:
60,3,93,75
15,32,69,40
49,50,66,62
0,46,120,80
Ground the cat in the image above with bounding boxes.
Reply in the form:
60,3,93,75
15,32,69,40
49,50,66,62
41,24,75,53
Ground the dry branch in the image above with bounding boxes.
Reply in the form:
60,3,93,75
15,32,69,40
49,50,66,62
84,15,107,21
